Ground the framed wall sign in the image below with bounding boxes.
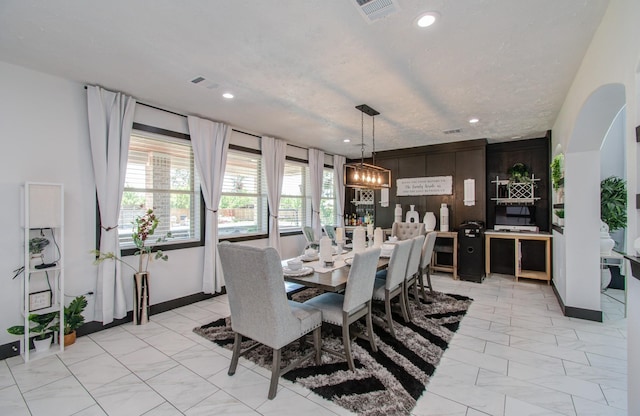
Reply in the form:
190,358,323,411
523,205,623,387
396,176,453,196
29,290,52,311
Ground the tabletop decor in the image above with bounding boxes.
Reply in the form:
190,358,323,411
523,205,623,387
194,289,472,416
92,208,170,325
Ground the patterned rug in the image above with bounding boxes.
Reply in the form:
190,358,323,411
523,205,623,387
193,289,472,416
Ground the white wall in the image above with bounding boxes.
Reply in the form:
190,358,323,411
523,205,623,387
0,61,313,347
551,0,640,412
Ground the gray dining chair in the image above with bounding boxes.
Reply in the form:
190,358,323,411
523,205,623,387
404,234,426,319
391,222,426,241
418,231,438,298
303,225,319,250
303,247,381,371
323,224,337,244
372,239,413,338
217,242,322,400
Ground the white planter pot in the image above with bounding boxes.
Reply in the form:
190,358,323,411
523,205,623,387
33,335,52,353
601,267,612,291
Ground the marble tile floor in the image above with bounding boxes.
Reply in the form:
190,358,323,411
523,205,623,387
0,273,628,416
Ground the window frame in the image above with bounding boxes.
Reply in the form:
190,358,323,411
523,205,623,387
218,144,269,243
96,123,206,256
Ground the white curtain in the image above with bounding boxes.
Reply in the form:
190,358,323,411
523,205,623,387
262,136,287,254
187,116,230,293
309,148,325,239
333,155,346,227
87,86,136,324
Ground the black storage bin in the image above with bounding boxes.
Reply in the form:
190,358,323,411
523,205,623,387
458,221,485,283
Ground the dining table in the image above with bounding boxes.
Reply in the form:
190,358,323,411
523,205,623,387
281,250,390,293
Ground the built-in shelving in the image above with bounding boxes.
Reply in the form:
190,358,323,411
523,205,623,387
490,175,540,205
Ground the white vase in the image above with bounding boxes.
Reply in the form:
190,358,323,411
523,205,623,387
440,203,449,232
424,212,436,231
394,204,402,223
601,267,612,291
33,335,52,353
406,205,419,223
634,237,640,256
600,221,614,255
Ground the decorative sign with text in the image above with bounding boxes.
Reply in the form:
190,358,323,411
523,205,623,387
396,176,453,196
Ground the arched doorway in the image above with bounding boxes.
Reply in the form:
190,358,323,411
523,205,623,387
559,83,626,319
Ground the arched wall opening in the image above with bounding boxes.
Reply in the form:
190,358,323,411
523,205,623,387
560,83,626,318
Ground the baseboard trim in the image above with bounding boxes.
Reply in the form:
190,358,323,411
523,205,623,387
1,291,221,361
551,282,602,322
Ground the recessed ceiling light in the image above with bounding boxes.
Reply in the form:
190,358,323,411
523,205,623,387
343,139,351,143
222,93,234,99
469,118,479,124
416,12,438,28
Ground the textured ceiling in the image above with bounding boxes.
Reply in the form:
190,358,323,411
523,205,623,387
0,0,608,158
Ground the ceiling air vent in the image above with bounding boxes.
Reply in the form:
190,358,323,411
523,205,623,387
353,0,399,23
443,128,462,135
189,76,219,90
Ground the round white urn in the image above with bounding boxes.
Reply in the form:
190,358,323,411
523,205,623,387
424,212,436,231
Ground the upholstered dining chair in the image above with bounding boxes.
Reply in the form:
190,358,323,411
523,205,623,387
303,247,381,371
391,222,426,241
303,225,319,250
372,239,413,338
217,242,322,400
418,231,438,298
403,234,426,319
323,224,337,244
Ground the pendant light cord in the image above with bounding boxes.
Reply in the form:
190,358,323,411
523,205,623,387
360,109,365,167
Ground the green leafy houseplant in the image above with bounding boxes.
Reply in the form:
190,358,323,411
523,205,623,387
7,312,58,340
600,176,627,232
92,209,171,273
59,296,87,335
555,209,564,219
29,237,50,254
507,162,532,183
550,154,564,190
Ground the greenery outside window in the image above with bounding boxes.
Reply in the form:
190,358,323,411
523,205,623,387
118,126,203,252
278,161,336,232
219,150,268,238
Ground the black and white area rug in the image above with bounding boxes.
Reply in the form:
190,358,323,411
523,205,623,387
193,289,472,416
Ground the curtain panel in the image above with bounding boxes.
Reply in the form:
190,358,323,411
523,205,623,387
333,155,346,227
187,116,231,294
87,85,136,324
262,136,286,254
309,148,325,239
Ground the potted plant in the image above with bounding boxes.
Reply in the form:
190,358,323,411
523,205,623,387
92,209,170,324
600,176,627,254
601,176,627,232
7,311,59,353
550,154,564,190
554,209,564,226
55,295,87,346
507,162,532,183
28,237,49,269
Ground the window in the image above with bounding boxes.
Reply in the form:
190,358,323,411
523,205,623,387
219,149,268,237
278,161,336,232
118,126,203,251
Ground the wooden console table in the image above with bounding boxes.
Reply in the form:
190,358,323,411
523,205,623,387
485,230,552,284
431,231,458,279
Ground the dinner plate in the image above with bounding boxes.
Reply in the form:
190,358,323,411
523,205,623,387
344,257,353,266
282,266,314,277
300,254,319,262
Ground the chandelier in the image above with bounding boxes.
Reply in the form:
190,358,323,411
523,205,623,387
343,104,392,189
